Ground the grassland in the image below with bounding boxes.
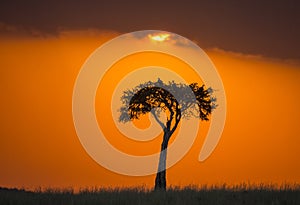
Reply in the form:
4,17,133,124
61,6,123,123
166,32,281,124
1,184,299,205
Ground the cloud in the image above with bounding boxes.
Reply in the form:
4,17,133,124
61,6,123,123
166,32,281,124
205,47,300,66
130,30,300,65
57,28,121,39
0,22,121,39
0,21,299,66
0,22,50,37
130,30,199,49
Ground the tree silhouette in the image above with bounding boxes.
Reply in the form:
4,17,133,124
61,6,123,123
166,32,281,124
119,78,216,190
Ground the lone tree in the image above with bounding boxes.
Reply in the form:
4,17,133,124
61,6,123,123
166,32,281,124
119,78,216,190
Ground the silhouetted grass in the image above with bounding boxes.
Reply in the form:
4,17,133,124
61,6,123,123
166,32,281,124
1,183,299,205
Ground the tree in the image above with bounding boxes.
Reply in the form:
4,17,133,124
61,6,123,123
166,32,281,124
119,78,216,190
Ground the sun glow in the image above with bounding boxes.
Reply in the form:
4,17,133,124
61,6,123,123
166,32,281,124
148,33,170,42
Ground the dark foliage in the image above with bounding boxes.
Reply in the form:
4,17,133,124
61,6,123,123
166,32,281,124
119,78,217,125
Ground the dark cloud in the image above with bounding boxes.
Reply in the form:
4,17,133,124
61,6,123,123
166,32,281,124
0,0,299,59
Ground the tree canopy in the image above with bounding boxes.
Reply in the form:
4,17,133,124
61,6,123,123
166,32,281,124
119,78,217,130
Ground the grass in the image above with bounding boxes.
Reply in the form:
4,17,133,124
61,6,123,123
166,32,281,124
0,184,299,205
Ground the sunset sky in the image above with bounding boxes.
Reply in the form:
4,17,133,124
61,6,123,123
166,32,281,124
0,1,299,190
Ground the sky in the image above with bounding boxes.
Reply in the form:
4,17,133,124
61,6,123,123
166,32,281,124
0,1,299,190
0,0,299,59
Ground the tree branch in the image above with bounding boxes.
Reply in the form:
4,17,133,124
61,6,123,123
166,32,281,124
171,104,181,134
151,109,166,130
166,106,174,130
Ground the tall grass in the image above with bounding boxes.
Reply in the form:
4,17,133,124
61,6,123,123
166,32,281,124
1,183,299,205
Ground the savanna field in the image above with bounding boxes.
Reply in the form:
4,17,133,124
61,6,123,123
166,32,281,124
1,184,299,205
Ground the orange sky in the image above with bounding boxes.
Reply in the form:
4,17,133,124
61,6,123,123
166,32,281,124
0,30,300,190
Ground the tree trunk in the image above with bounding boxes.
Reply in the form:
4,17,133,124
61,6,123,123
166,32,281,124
154,130,171,190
